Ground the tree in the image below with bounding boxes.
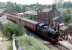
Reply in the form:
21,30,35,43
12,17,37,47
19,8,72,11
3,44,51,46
1,23,24,40
21,5,26,12
64,9,72,23
64,15,71,23
6,2,22,13
6,2,15,10
15,4,22,12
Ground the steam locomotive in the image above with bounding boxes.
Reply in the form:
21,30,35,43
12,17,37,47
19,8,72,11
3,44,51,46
6,14,60,44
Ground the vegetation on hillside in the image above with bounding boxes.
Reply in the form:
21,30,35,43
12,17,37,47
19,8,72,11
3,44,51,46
64,9,72,23
0,22,25,39
17,34,49,50
0,2,50,13
0,21,49,50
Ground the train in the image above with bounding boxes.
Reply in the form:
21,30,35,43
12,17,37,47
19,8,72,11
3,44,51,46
4,13,60,44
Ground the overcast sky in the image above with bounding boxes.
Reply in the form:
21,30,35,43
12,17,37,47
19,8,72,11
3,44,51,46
0,0,71,5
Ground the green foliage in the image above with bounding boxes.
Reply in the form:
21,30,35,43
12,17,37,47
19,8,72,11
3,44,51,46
14,4,22,12
64,9,72,23
17,34,49,50
6,2,22,13
8,45,13,50
0,2,6,8
21,5,26,12
64,14,71,23
27,15,37,21
0,2,50,13
2,23,24,39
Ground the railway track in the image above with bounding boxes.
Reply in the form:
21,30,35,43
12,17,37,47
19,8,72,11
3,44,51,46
43,41,71,50
27,31,71,50
57,41,72,50
43,41,60,50
55,42,70,50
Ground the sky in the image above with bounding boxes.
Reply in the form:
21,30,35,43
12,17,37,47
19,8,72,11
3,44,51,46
0,0,71,5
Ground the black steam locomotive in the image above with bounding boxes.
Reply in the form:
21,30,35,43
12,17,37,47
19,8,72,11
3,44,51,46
6,14,60,44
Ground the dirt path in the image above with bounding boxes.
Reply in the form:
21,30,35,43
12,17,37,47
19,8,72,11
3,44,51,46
0,40,12,50
0,41,7,50
0,41,4,50
0,37,12,50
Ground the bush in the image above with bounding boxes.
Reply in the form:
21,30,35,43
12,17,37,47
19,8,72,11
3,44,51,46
2,23,25,39
64,9,72,23
64,15,71,23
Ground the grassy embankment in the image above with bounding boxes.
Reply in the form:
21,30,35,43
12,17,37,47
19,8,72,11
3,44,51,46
0,20,49,50
17,34,49,50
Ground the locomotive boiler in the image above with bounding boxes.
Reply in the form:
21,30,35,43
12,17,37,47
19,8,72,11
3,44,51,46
6,14,60,43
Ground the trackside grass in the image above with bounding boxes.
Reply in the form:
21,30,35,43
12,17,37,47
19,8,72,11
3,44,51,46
17,34,49,50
